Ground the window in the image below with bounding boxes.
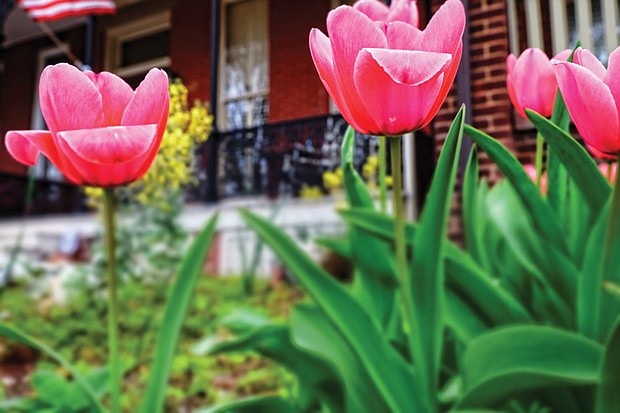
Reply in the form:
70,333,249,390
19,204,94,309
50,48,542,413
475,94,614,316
508,0,619,62
219,0,269,131
105,11,170,85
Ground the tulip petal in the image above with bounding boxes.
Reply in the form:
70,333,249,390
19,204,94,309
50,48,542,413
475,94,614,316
386,0,413,26
418,0,465,53
386,21,423,50
5,130,47,166
354,49,450,135
121,68,169,127
422,42,462,126
57,125,157,164
328,6,386,133
604,47,620,120
555,61,620,153
56,125,158,187
574,48,606,80
553,49,572,61
309,28,363,132
512,48,557,117
39,63,104,133
506,54,525,117
85,71,134,126
353,0,389,21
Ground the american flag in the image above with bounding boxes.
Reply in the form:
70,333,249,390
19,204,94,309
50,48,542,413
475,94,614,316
18,0,116,22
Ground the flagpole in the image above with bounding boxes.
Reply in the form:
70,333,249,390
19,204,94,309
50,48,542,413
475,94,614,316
36,21,86,70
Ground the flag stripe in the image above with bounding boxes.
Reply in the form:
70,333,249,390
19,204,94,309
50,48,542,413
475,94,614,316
19,0,116,22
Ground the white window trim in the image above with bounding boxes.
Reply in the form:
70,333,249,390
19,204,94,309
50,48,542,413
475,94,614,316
105,11,171,78
218,0,269,131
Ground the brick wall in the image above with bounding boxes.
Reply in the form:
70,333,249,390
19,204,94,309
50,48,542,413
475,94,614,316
268,0,330,122
170,0,211,103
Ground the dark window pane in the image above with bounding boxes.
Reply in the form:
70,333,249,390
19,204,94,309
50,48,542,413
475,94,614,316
121,30,170,67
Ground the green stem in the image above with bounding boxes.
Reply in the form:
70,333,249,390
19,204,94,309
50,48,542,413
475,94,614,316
103,189,121,413
389,137,415,359
606,160,614,183
535,133,544,190
379,136,388,213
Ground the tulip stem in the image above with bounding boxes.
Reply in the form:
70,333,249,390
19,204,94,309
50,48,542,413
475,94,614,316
103,189,122,413
607,160,614,183
390,137,415,357
535,133,544,190
379,136,388,213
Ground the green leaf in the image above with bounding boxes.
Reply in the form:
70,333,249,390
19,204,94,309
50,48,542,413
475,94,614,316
291,303,390,413
526,110,611,214
196,396,301,413
0,324,105,413
409,105,464,402
341,126,398,326
462,146,485,267
339,208,532,327
207,318,344,413
463,124,567,255
240,209,421,413
596,317,620,412
140,214,219,413
458,326,602,409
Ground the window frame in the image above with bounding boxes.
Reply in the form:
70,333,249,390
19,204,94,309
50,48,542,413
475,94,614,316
104,11,171,79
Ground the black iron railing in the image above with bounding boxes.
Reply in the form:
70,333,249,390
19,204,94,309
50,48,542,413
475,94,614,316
0,173,83,218
209,114,377,199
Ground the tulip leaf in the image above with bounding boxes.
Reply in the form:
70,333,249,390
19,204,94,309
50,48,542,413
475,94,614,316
196,396,301,413
0,324,105,413
140,214,219,413
546,91,571,217
462,146,485,266
207,319,344,413
291,303,391,413
239,209,422,413
596,317,620,412
339,208,532,327
409,105,464,401
458,326,603,409
526,109,611,213
464,124,568,254
340,125,398,328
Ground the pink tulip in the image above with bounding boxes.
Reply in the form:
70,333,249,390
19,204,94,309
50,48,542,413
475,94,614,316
523,164,548,194
5,63,170,187
506,48,571,119
309,0,465,136
554,47,620,156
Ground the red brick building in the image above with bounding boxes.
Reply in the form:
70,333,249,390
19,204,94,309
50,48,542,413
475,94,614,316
0,0,613,216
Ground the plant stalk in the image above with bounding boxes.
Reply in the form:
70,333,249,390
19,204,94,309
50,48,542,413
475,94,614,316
535,132,544,190
389,137,416,359
379,135,388,213
103,188,122,413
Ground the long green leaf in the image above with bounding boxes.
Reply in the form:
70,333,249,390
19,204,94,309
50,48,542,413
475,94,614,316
596,317,620,412
196,396,301,413
0,324,105,413
140,214,219,413
341,126,398,326
207,321,344,413
458,326,602,409
526,110,611,214
464,124,567,254
291,303,390,413
462,146,484,266
409,106,464,404
240,209,421,413
339,208,532,326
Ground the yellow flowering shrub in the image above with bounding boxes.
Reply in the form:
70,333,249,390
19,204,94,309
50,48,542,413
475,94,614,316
86,80,212,211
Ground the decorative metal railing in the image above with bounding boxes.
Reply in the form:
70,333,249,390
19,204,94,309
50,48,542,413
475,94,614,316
212,114,378,199
0,173,83,218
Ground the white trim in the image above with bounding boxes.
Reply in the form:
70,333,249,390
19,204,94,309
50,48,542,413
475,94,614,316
104,11,170,74
525,0,543,49
576,0,593,49
602,0,618,56
550,0,569,54
506,0,520,54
